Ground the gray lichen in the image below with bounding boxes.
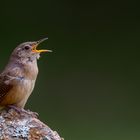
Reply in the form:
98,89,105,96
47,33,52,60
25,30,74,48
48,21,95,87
11,120,30,138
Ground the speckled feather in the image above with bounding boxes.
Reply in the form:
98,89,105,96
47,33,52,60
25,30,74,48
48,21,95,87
0,74,13,102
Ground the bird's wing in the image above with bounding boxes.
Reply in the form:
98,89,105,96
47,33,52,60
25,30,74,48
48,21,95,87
0,74,13,102
0,67,23,102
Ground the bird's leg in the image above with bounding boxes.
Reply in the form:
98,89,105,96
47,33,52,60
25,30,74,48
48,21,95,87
7,105,23,113
7,105,38,117
7,105,30,116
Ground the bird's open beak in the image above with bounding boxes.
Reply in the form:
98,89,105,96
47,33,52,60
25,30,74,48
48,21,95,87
32,37,52,53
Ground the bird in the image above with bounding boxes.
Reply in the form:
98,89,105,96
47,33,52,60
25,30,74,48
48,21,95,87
0,38,52,110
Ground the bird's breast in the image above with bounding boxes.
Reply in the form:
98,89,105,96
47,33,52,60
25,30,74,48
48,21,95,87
19,78,36,94
0,78,36,108
23,61,38,80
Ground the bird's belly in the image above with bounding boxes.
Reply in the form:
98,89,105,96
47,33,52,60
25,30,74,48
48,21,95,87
0,79,36,108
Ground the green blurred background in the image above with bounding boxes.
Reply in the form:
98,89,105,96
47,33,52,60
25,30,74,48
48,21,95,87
0,0,140,139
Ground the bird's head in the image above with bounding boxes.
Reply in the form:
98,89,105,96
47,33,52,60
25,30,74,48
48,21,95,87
11,38,52,62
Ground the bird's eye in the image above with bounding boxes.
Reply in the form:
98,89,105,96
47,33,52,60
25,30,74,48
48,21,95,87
24,46,30,50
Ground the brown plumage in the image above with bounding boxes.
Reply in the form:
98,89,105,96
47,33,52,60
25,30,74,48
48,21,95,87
0,38,52,108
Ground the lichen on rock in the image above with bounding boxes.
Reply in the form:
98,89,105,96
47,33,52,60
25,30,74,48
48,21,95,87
0,108,63,140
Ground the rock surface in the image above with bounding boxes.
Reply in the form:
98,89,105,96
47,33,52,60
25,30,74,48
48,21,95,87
0,108,63,140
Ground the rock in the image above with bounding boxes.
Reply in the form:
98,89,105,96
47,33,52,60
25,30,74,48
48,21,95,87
0,108,63,140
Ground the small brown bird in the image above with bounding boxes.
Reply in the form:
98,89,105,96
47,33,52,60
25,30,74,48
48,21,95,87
0,38,52,109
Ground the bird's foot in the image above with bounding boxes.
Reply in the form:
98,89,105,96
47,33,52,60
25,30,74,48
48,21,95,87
7,105,23,113
7,105,38,118
26,109,39,117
